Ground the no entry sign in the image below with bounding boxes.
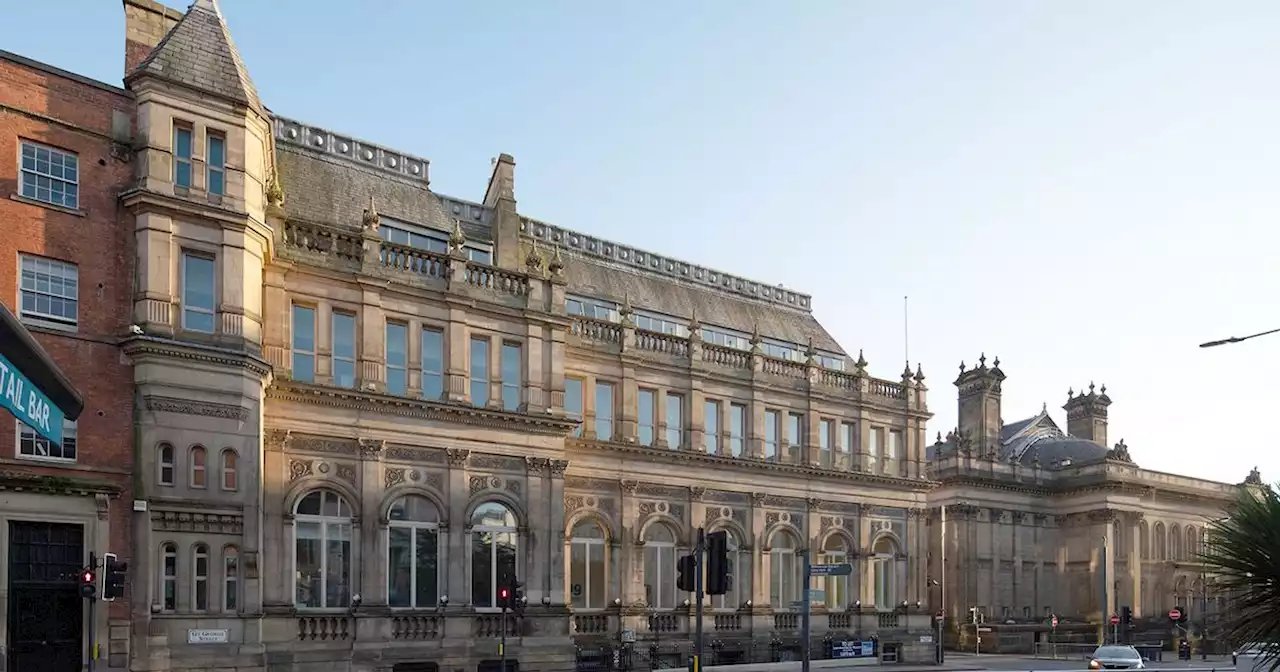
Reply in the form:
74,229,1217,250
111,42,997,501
1110,614,1121,625
1168,608,1183,621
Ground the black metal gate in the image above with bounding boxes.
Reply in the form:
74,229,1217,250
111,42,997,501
7,521,84,672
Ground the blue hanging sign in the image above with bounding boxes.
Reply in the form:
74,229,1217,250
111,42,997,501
0,350,63,444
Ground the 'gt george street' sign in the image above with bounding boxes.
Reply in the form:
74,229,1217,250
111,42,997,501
0,351,62,444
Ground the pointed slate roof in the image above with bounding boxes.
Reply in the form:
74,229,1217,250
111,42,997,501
126,0,262,114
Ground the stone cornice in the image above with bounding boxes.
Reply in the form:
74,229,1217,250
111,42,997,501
145,395,250,421
120,187,273,245
569,438,936,491
268,381,579,436
934,469,1238,505
121,335,273,378
0,470,122,497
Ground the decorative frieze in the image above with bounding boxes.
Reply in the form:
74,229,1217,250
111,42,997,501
763,495,805,510
358,438,384,459
471,454,525,472
385,445,445,464
336,463,357,484
447,448,471,466
703,506,741,527
152,510,244,534
704,490,750,505
289,459,313,481
564,476,615,492
289,435,358,456
469,474,522,499
550,460,570,477
145,395,249,421
636,484,685,498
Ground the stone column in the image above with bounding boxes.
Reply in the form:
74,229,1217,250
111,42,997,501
688,376,705,452
547,324,567,414
262,266,290,373
261,430,291,611
748,389,765,459
859,504,873,605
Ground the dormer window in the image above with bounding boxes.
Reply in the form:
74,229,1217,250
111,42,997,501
379,219,492,263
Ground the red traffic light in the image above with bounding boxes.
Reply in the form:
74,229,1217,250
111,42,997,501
499,588,509,599
82,571,95,583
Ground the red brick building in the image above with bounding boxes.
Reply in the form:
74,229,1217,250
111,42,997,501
0,50,136,671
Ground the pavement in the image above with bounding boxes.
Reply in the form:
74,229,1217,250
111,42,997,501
701,652,1249,672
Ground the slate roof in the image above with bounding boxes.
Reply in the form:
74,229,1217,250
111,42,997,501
928,410,1110,467
126,0,263,114
276,144,492,242
561,248,846,354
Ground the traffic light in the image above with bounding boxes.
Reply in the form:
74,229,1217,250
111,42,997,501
498,585,512,611
1121,606,1133,628
706,531,730,596
80,551,98,599
676,554,696,592
103,552,127,601
512,581,526,618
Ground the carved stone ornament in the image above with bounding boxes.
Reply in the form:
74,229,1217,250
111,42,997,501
550,459,570,477
359,438,385,459
95,493,110,521
336,463,357,483
565,495,585,514
526,456,550,475
689,486,706,501
385,467,406,489
289,459,313,481
620,480,639,494
446,448,471,466
362,195,380,231
145,395,249,421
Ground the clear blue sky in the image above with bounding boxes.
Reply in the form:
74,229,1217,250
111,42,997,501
6,0,1277,485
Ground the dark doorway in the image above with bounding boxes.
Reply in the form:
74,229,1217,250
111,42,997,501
7,521,84,672
392,664,439,672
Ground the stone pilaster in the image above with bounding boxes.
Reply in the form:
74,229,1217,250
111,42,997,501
525,457,549,602
750,492,767,607
548,460,569,605
619,359,637,442
619,481,644,605
358,438,386,606
445,304,468,403
445,448,470,604
523,322,546,412
1129,513,1143,617
358,285,385,391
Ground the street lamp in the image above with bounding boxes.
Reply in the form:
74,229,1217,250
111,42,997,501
1199,327,1280,348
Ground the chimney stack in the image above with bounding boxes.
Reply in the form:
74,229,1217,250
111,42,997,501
123,0,182,74
1063,382,1111,446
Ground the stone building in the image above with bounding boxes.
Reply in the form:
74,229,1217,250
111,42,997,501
115,1,936,670
925,358,1252,653
0,50,137,671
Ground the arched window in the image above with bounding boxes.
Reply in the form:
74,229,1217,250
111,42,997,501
769,529,800,610
471,501,517,608
872,536,899,611
161,543,177,611
294,489,354,609
193,543,209,611
569,519,607,610
644,523,678,609
1139,521,1150,560
389,495,440,609
1154,523,1166,561
711,529,745,611
1186,526,1199,559
190,446,207,488
223,546,239,612
1170,524,1183,560
158,443,175,486
221,449,238,491
819,535,851,610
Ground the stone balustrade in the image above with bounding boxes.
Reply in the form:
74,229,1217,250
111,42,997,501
288,608,929,649
566,315,914,409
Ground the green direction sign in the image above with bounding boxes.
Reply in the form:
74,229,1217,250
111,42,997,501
810,563,853,576
0,350,63,444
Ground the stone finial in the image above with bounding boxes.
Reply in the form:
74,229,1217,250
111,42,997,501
525,238,545,273
992,356,1000,369
1041,401,1047,414
266,169,284,207
959,361,966,374
688,308,701,333
448,219,467,254
978,353,987,368
1088,381,1096,396
547,244,565,277
902,362,913,380
935,431,943,445
914,363,926,383
806,337,817,365
855,349,868,372
749,323,762,349
361,195,380,231
1067,387,1074,399
619,294,634,328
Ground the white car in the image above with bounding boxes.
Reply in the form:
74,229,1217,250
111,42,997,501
1089,645,1146,670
